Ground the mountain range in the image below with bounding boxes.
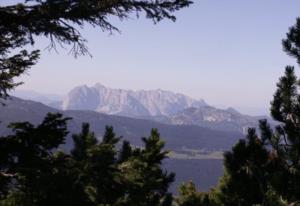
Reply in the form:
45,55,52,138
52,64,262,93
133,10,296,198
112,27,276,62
11,90,63,104
0,93,275,192
151,106,264,134
55,83,207,117
0,96,235,192
0,97,241,152
5,85,277,192
42,83,273,134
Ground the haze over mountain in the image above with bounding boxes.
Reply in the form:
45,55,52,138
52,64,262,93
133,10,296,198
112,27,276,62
38,83,273,134
11,90,64,104
1,96,237,192
0,97,241,151
0,96,276,192
7,89,271,194
56,83,207,117
150,106,265,134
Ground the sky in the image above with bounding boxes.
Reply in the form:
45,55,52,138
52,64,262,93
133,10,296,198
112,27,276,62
10,0,300,115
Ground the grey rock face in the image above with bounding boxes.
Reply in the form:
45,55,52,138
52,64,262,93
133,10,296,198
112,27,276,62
61,83,207,117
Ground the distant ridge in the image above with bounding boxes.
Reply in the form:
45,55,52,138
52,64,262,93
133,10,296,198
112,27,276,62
11,85,276,134
43,83,276,134
0,97,240,152
0,96,236,192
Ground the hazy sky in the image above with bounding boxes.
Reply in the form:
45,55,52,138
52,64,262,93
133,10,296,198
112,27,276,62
12,1,300,115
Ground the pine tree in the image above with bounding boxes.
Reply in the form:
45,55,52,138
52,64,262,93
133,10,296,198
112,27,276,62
212,65,300,206
86,126,124,205
282,18,300,65
0,113,90,206
218,128,274,206
214,18,300,205
71,122,98,161
176,181,219,206
70,124,123,205
175,17,300,206
118,129,175,206
1,118,176,205
118,140,133,163
267,66,300,203
176,181,207,206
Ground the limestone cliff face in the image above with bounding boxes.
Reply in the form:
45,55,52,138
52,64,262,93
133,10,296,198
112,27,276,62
61,83,207,117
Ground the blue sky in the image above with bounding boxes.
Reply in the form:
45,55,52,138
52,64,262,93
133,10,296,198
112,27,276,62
13,1,300,115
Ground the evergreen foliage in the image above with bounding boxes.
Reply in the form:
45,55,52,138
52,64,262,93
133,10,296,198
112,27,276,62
0,115,174,206
217,128,282,206
175,17,300,206
283,18,300,65
4,2,300,206
117,129,175,206
211,65,300,205
0,1,193,205
176,181,216,206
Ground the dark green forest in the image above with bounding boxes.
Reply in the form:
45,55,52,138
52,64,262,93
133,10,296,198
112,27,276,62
1,1,300,205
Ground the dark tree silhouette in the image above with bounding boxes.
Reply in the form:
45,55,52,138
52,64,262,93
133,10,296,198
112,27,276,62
0,119,175,205
0,1,192,205
283,18,300,65
175,17,300,206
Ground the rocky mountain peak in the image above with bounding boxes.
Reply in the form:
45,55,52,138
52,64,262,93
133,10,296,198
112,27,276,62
60,84,207,117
